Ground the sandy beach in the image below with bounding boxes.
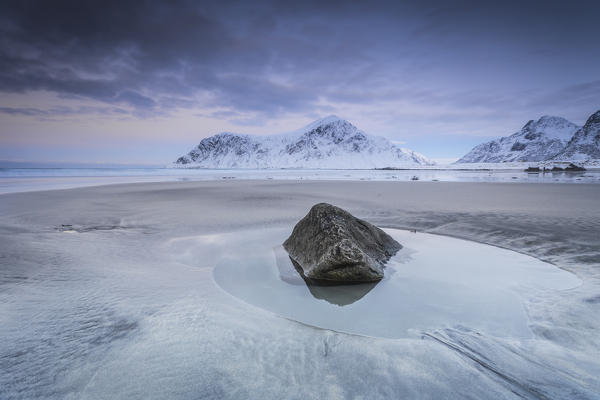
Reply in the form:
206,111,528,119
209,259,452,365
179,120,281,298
1,180,599,399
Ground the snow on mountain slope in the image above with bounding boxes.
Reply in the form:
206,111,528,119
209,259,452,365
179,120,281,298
456,116,579,163
174,116,434,168
552,110,600,161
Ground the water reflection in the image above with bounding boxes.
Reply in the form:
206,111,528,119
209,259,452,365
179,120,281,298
274,245,378,306
303,282,378,306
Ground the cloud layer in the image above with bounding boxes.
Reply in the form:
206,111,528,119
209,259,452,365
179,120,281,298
1,0,600,161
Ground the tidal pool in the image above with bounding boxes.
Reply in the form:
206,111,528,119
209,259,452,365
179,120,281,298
173,228,580,340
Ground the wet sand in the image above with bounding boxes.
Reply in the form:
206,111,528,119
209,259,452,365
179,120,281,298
1,180,599,399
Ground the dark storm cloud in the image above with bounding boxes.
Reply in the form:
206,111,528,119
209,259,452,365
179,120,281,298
1,0,599,119
0,105,128,117
0,0,230,110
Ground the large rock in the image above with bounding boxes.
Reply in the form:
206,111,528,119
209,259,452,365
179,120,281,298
283,203,402,284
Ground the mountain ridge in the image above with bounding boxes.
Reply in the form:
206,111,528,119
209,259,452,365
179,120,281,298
552,110,600,161
456,115,580,163
175,116,434,168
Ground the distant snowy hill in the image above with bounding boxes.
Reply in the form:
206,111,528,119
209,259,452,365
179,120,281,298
456,116,579,163
552,110,600,161
174,116,434,168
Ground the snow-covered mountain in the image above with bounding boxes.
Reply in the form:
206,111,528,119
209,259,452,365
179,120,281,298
552,110,600,161
456,116,579,163
174,116,434,168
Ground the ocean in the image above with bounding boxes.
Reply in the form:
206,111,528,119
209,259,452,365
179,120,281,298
1,167,599,194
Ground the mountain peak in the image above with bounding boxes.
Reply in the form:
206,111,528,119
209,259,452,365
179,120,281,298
538,115,564,122
314,115,344,125
536,115,573,126
301,115,349,131
585,110,600,126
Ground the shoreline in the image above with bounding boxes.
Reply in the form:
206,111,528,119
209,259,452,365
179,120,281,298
2,167,599,195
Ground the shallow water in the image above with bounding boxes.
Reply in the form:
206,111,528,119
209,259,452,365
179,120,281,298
1,167,599,194
171,228,582,339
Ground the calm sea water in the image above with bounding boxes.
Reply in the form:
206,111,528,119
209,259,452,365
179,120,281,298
1,167,599,194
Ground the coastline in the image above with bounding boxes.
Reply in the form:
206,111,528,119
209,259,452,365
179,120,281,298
1,166,599,195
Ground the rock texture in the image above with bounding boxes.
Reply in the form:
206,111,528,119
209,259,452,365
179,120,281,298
283,203,401,284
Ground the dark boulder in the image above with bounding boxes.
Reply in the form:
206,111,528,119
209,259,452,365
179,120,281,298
565,163,586,171
283,203,401,284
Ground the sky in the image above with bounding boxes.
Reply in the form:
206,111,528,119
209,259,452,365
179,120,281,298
1,0,599,165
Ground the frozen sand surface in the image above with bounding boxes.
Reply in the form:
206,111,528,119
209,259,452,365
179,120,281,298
1,181,599,399
207,228,579,339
